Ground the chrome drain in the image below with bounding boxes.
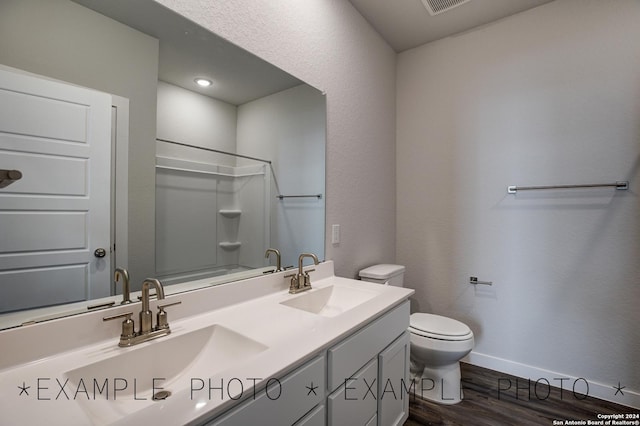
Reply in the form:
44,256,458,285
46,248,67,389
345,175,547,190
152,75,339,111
152,390,171,401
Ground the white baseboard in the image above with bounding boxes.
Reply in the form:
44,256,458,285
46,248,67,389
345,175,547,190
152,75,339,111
465,351,639,410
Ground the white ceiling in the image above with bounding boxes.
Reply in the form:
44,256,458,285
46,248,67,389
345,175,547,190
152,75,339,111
72,0,303,105
71,0,557,102
348,0,555,52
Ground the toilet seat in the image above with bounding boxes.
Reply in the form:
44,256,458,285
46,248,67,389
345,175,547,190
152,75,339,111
409,313,473,341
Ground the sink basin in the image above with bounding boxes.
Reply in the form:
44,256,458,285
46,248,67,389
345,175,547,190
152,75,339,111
280,284,380,317
65,324,267,423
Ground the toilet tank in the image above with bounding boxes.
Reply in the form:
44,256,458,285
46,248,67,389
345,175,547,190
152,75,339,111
359,264,405,287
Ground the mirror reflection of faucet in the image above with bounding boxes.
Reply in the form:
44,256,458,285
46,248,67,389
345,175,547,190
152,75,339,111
264,248,294,273
114,267,132,304
264,248,282,273
285,253,320,294
103,278,181,347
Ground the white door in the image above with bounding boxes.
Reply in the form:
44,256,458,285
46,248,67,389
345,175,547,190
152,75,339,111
0,68,112,313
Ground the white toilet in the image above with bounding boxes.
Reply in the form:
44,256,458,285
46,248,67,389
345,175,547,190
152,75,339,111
359,264,474,405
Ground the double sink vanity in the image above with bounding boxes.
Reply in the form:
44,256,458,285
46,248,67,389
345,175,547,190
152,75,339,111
0,261,414,425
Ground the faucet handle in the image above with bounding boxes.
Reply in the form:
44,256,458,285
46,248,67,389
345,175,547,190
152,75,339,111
103,311,135,339
303,269,316,286
103,311,133,320
283,272,300,293
157,301,181,310
156,301,182,330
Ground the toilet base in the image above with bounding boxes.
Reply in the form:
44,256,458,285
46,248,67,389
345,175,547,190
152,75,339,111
410,361,464,405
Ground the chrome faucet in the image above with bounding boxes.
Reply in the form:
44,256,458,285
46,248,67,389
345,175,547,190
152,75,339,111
285,253,320,294
114,267,132,304
103,278,181,347
265,248,282,272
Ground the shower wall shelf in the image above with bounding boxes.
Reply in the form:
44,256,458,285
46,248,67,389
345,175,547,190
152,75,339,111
219,242,242,250
507,181,628,194
156,164,263,178
219,209,242,218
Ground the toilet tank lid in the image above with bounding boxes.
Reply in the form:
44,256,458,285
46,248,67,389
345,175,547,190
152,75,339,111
359,264,405,280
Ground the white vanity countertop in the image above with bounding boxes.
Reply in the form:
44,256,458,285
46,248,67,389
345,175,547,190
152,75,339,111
0,261,413,425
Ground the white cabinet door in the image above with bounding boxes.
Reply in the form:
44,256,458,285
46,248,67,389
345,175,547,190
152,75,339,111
328,357,378,426
378,331,410,426
0,68,112,312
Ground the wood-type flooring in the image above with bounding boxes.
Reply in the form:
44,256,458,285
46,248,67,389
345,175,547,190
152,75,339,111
404,363,638,426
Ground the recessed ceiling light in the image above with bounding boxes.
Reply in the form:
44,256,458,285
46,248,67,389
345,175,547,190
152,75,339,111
194,78,212,87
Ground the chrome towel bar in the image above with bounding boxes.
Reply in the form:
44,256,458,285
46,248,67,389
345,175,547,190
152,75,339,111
507,181,628,194
276,194,323,200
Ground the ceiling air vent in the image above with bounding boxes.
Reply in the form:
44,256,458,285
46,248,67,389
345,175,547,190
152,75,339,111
420,0,471,16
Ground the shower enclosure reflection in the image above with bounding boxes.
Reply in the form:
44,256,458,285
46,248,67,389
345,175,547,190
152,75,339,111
154,79,326,284
155,141,271,285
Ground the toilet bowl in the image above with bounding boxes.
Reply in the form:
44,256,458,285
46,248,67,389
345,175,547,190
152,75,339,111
409,313,473,404
359,264,474,405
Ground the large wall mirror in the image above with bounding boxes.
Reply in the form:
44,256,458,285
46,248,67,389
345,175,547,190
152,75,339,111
0,0,326,330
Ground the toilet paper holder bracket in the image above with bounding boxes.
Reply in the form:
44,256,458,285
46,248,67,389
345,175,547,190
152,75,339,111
470,276,492,286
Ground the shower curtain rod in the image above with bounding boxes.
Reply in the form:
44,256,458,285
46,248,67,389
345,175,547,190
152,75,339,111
156,138,272,164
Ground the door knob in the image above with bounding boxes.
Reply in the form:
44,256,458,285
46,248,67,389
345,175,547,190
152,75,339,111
94,248,107,258
0,169,22,188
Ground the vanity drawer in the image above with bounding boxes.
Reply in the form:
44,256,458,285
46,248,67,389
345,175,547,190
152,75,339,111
208,355,325,426
327,301,409,391
327,357,378,426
